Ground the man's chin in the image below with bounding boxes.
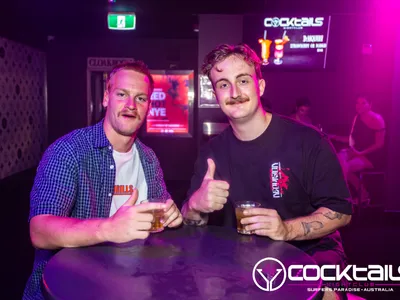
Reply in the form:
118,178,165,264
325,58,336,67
226,106,249,117
118,131,137,137
226,108,260,123
228,113,252,123
116,124,141,137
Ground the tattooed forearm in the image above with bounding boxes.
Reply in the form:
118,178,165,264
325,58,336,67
323,212,343,220
301,221,324,236
285,208,351,241
312,211,343,220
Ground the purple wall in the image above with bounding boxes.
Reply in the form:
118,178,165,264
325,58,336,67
0,37,47,179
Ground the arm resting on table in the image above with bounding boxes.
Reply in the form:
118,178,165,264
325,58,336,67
284,207,351,241
30,214,110,250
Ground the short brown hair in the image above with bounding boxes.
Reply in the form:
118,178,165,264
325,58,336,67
107,60,154,93
201,43,262,80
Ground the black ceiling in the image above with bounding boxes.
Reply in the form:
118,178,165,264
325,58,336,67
3,0,373,16
0,0,374,47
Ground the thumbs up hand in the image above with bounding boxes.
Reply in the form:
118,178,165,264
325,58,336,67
104,188,167,243
188,158,230,213
122,188,139,206
204,158,216,180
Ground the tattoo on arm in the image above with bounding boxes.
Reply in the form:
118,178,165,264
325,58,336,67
312,211,343,220
301,221,324,236
323,212,343,220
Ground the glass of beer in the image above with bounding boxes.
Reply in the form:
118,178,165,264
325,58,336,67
144,198,167,233
235,201,261,235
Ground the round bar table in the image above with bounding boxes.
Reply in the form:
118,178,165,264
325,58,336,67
43,225,322,300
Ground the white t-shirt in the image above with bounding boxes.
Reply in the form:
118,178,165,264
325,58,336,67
109,144,148,217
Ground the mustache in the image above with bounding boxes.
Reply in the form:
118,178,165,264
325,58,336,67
119,109,140,120
225,96,250,105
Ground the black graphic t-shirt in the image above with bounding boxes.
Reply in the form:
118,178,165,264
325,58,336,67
185,113,353,257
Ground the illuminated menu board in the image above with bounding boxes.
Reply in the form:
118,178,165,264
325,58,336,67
244,16,332,69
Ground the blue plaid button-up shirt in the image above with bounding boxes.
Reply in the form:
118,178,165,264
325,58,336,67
23,120,170,300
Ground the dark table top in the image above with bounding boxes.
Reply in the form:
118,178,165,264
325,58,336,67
43,225,321,300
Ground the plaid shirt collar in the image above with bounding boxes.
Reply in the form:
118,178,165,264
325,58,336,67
92,119,152,164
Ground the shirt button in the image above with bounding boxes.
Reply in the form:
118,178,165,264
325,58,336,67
110,165,114,169
108,193,112,197
108,146,112,150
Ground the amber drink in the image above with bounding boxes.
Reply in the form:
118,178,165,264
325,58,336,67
143,198,167,233
235,201,261,235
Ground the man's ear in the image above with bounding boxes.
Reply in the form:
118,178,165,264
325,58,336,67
103,89,109,108
258,78,266,97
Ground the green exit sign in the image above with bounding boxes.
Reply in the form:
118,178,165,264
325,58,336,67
108,13,136,30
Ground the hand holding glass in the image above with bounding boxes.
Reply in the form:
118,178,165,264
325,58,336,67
141,198,167,233
235,201,261,234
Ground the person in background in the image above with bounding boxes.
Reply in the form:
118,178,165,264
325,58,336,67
182,43,352,300
330,95,386,203
290,97,313,125
23,61,183,300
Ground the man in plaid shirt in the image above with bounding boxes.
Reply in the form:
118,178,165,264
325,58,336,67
23,61,183,300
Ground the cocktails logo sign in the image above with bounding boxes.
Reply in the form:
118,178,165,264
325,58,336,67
264,17,325,28
253,257,398,293
256,16,330,67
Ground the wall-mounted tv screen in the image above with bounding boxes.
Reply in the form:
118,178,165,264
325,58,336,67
243,15,331,69
146,70,194,137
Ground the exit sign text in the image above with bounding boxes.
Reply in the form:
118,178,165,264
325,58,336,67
108,13,136,30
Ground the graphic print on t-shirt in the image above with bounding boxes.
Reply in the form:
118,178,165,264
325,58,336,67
114,185,134,195
270,162,290,198
109,144,148,217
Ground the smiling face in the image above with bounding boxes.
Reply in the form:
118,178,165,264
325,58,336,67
103,69,151,137
209,55,265,123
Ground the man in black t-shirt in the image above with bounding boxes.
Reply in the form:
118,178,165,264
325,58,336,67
181,44,353,300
